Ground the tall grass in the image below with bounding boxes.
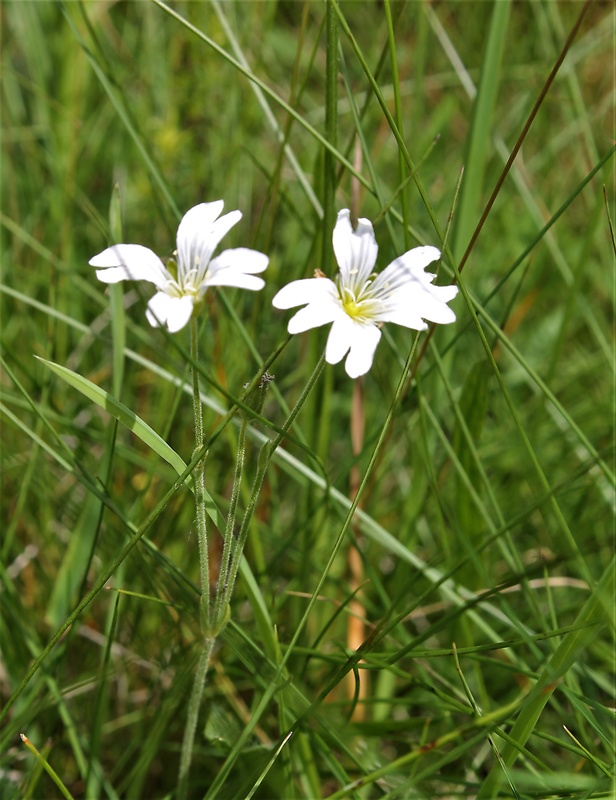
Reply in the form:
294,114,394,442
1,1,614,798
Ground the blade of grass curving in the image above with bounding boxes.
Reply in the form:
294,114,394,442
455,0,593,277
475,300,615,491
32,360,279,633
0,441,210,725
477,556,614,798
325,694,527,800
0,212,105,307
211,0,323,218
451,0,511,262
36,357,195,490
61,2,179,219
332,0,445,245
604,184,616,254
20,735,75,800
244,732,293,800
383,0,410,249
409,0,596,381
451,254,594,584
85,592,121,799
152,0,371,200
0,557,116,797
0,283,92,335
322,0,338,268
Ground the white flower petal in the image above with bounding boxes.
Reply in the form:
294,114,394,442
199,210,243,264
325,314,357,364
386,282,458,326
176,202,244,286
208,248,269,276
205,273,265,291
344,324,382,378
414,287,458,324
378,305,429,331
272,210,457,375
166,297,196,332
89,245,170,288
145,293,194,332
176,201,225,271
432,284,459,304
272,278,337,310
287,298,340,334
332,209,378,292
372,246,441,295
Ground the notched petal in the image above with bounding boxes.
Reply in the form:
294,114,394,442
146,293,194,332
344,324,381,378
325,315,356,365
333,209,378,290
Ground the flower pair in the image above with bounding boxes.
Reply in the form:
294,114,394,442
90,202,458,377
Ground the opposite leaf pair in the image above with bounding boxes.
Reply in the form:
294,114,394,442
90,202,458,378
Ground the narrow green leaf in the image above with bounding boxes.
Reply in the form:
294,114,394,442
452,360,491,548
477,556,615,798
452,0,511,260
36,357,190,487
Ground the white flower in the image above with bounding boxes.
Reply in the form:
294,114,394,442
90,201,268,333
272,209,458,378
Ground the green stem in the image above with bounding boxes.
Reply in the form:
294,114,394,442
191,318,210,615
383,0,409,249
322,0,338,272
214,358,325,626
177,322,216,800
271,355,326,453
223,439,272,608
177,636,216,800
213,418,248,629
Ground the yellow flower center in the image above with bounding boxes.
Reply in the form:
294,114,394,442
340,285,375,321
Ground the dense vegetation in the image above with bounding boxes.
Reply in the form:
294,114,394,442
1,1,613,798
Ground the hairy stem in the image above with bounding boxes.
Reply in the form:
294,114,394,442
177,637,216,800
191,318,210,616
213,418,248,629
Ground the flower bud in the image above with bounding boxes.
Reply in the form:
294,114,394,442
240,372,274,421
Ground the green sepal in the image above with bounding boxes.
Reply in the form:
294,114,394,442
239,372,274,422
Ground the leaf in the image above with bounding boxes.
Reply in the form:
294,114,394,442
453,359,491,549
36,356,192,491
37,357,275,642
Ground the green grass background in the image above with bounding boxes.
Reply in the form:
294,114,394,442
1,1,614,798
